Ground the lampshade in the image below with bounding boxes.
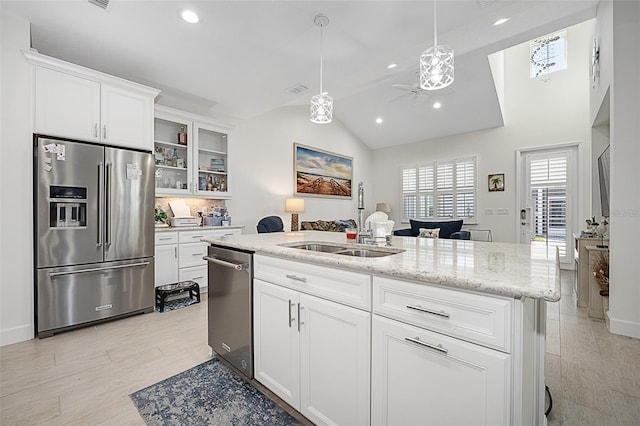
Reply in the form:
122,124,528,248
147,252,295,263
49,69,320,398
285,198,305,213
375,202,391,213
419,0,454,91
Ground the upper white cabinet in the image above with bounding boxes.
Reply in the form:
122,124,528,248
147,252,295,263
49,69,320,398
154,105,232,199
24,50,159,151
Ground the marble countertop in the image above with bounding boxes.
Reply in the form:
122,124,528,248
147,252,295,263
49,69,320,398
155,225,245,233
202,231,561,302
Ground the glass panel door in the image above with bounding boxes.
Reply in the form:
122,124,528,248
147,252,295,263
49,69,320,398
194,123,230,198
154,117,191,195
520,148,576,264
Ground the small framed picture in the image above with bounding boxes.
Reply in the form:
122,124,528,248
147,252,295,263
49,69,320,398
488,173,505,192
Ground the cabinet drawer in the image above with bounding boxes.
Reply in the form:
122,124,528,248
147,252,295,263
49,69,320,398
179,242,208,268
179,228,241,243
155,231,178,245
373,276,512,352
179,265,207,291
255,255,371,311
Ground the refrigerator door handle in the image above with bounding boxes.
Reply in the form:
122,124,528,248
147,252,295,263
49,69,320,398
105,162,112,247
49,261,151,278
97,162,103,247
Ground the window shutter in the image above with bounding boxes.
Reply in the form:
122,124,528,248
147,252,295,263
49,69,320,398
402,157,476,222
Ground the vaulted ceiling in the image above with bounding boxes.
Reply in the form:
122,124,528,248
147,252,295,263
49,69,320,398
2,0,598,149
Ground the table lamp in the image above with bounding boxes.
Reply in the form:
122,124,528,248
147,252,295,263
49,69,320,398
375,202,391,214
285,198,305,231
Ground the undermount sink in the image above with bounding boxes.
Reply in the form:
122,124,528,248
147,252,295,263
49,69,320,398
282,242,404,258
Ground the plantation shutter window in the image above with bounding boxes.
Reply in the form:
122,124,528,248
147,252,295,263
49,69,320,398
528,155,568,257
401,157,476,222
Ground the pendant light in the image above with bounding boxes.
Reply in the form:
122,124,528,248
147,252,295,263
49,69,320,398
310,14,333,124
419,0,454,90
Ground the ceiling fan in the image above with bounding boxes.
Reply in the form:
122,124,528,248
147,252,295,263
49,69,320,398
389,83,456,105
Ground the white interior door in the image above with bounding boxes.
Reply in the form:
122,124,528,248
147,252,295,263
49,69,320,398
519,147,577,264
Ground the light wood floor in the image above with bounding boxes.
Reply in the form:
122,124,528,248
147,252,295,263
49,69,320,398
1,271,639,425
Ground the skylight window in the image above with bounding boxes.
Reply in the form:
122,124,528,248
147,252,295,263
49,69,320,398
530,32,567,78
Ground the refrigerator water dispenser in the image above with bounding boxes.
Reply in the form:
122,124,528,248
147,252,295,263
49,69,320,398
49,186,87,228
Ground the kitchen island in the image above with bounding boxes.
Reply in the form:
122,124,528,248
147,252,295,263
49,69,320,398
203,231,559,426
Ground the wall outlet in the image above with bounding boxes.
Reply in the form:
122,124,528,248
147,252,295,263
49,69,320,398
484,208,494,215
496,208,510,215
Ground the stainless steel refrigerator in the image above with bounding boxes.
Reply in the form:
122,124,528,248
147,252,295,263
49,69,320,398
34,135,155,337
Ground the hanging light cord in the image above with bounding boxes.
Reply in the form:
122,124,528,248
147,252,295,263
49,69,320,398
319,22,324,95
433,0,438,47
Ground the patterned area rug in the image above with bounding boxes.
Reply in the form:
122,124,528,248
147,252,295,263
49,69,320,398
155,297,198,313
130,358,300,426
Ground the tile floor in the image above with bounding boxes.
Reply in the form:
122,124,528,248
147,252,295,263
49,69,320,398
1,270,638,425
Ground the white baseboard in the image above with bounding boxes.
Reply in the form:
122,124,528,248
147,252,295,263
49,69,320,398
608,314,640,339
0,324,34,347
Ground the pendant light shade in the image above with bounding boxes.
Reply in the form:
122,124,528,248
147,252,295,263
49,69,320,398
419,0,454,91
310,14,333,124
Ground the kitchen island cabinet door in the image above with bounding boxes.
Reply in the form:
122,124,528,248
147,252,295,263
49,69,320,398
371,315,511,426
299,293,370,426
253,279,300,408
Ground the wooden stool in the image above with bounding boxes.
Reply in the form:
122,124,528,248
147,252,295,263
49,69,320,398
155,280,200,312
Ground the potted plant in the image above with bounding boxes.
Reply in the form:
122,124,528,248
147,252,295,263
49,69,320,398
155,208,168,226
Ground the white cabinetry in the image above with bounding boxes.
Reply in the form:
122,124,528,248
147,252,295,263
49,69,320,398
154,232,178,287
371,276,513,426
154,105,231,198
25,51,159,151
253,255,371,426
371,315,510,426
154,228,242,290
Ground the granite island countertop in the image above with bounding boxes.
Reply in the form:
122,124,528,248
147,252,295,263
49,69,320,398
155,225,245,233
202,230,561,302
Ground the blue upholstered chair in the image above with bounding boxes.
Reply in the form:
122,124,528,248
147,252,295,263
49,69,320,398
257,216,285,233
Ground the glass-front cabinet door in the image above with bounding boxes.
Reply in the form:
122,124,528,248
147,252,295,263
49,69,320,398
193,122,230,199
154,113,192,196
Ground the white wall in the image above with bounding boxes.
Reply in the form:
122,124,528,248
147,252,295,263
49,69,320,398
0,10,34,345
596,0,640,338
373,20,593,245
226,106,373,233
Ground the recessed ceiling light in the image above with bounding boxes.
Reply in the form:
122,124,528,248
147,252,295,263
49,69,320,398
180,9,199,24
493,18,509,26
387,63,397,69
376,117,383,124
433,102,442,109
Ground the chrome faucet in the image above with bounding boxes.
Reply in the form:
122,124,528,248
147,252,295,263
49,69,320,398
356,182,372,243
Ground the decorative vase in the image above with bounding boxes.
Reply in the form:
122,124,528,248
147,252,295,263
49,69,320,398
602,295,610,328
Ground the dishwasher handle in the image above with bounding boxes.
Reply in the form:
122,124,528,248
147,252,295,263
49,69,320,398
203,256,249,271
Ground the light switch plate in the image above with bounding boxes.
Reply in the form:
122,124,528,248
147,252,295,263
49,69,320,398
484,208,494,215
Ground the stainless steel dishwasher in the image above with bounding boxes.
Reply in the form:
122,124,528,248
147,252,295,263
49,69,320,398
204,245,254,379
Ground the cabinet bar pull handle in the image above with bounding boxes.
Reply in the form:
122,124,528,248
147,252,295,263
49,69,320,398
288,300,295,327
158,237,173,241
192,252,204,256
298,304,304,331
191,276,204,280
405,337,448,355
286,274,307,283
94,123,98,138
406,304,450,319
103,125,107,139
191,235,204,239
174,247,177,258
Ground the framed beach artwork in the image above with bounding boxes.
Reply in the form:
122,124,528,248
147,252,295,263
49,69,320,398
488,173,505,192
294,143,353,198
